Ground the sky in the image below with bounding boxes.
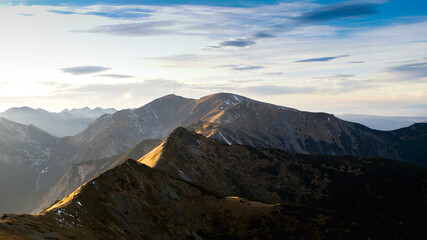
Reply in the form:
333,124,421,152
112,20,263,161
0,0,426,116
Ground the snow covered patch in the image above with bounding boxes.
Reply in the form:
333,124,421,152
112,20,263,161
218,132,232,145
224,99,232,106
232,95,241,102
177,169,192,182
41,148,51,158
78,166,85,181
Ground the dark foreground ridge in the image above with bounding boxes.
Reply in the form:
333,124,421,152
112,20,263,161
0,160,369,240
1,128,426,239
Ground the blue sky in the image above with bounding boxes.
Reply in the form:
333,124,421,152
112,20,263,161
0,0,426,116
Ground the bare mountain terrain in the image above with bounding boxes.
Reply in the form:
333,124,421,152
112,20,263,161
1,129,426,239
0,118,58,214
140,128,427,220
32,139,161,214
57,93,427,168
0,160,363,240
1,93,426,216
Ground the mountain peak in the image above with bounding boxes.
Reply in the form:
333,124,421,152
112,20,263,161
160,93,193,101
138,128,205,169
199,92,246,103
168,126,199,139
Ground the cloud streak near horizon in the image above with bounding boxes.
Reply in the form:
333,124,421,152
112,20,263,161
48,7,153,19
96,74,134,78
61,66,111,75
295,55,350,62
76,21,176,36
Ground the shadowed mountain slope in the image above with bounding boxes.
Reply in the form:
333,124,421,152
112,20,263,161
0,160,365,240
139,128,427,237
1,129,426,239
0,118,58,214
187,94,427,168
61,94,195,163
32,139,161,214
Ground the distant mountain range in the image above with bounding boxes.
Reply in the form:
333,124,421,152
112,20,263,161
338,114,427,131
1,128,426,239
0,93,426,217
0,107,116,137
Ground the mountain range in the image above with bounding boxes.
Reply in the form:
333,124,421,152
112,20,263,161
0,107,116,137
0,93,426,219
338,114,427,131
1,128,426,239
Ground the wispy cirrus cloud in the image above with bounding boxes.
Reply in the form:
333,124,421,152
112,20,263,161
76,21,176,36
47,9,74,15
386,62,427,80
219,38,255,47
313,74,355,79
148,54,214,62
218,64,264,71
48,7,153,19
252,32,276,39
3,0,283,8
296,1,380,23
96,74,134,78
295,55,349,62
264,72,283,76
61,66,111,75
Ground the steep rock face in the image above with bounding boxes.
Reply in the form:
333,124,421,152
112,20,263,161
32,139,161,214
139,128,427,237
0,160,362,240
0,118,58,214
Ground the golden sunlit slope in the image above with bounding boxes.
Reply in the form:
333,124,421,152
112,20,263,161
138,141,164,168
